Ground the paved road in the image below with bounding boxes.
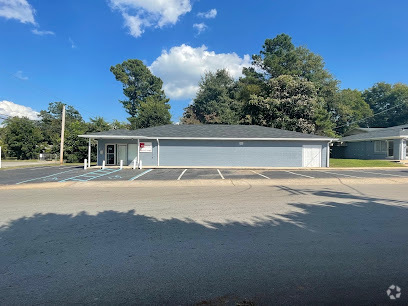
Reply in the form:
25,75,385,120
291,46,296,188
1,165,408,185
0,183,407,304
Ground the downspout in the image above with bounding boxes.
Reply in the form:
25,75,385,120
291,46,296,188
88,138,91,168
327,141,331,168
96,139,99,166
157,138,160,166
137,138,140,166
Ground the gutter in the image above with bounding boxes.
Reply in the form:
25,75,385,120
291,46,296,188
78,135,337,142
339,136,408,142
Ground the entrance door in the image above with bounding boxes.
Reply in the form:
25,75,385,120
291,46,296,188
128,144,138,165
303,145,322,167
117,145,127,165
106,144,116,165
388,140,394,158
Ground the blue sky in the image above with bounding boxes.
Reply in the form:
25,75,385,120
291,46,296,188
1,0,408,123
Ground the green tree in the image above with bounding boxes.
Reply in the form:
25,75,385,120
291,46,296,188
64,120,89,163
39,102,89,162
39,102,83,150
87,117,111,133
363,82,408,127
110,59,171,129
0,126,8,159
242,75,319,133
135,96,172,128
182,69,241,124
250,34,338,134
252,34,338,93
3,117,44,159
332,89,373,135
111,119,129,130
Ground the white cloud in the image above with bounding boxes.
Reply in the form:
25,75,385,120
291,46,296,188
149,44,251,100
108,0,192,37
31,28,54,36
0,0,36,24
197,8,217,19
13,70,28,80
0,100,39,120
193,22,206,35
69,37,76,48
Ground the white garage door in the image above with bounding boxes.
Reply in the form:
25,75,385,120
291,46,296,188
303,145,322,167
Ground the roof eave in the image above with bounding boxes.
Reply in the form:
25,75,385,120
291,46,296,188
340,136,408,142
78,135,336,141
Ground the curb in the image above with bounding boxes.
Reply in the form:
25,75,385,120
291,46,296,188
1,177,408,190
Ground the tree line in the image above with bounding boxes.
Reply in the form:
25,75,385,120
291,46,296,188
1,33,408,161
182,34,408,136
0,102,128,161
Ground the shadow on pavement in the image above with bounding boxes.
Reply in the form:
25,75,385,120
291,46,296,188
1,189,407,304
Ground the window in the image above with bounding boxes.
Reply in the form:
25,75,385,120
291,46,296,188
374,140,387,153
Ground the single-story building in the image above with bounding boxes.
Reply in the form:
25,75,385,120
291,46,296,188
332,124,408,160
79,124,335,168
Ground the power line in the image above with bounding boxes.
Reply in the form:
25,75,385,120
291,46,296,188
333,98,408,130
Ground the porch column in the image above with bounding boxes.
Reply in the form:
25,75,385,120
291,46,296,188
399,139,405,160
157,138,160,166
326,141,331,167
137,139,140,165
88,138,91,168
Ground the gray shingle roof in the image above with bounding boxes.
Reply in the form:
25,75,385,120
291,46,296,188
81,124,334,140
340,124,408,141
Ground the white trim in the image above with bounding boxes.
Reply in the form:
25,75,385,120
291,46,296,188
137,139,140,166
157,138,160,166
105,143,116,166
88,138,91,168
342,136,408,142
79,135,336,141
326,142,330,167
96,140,99,166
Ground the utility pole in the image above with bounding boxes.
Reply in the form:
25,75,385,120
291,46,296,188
59,105,66,165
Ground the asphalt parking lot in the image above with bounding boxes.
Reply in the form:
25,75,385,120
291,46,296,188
1,165,408,185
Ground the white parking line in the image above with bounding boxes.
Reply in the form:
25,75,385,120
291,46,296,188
217,169,225,179
348,170,408,178
285,171,315,179
129,169,153,181
177,169,187,181
16,169,78,184
29,166,52,170
319,170,361,178
251,170,270,179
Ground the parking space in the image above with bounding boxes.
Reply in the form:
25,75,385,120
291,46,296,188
1,165,408,185
221,169,260,179
180,169,221,180
137,169,183,181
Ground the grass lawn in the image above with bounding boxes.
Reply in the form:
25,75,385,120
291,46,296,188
330,158,404,167
2,159,42,162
